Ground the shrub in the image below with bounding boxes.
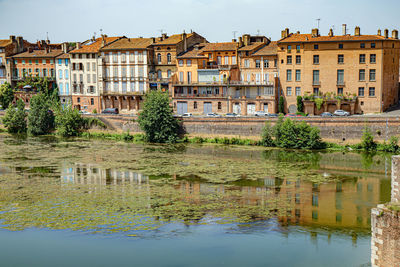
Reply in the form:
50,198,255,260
55,105,85,137
28,93,55,136
0,82,14,109
2,99,27,134
379,136,399,153
360,126,377,151
138,90,179,143
278,96,285,114
296,96,303,113
92,109,97,114
314,98,324,110
261,122,274,147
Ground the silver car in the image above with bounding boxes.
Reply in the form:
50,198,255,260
333,110,350,116
206,113,221,117
254,111,268,117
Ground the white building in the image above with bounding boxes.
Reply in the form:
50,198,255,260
55,43,72,108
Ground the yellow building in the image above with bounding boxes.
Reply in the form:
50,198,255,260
277,26,400,114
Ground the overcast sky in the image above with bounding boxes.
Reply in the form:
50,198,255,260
0,0,399,43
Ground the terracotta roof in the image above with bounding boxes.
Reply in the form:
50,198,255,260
201,42,238,52
70,37,122,53
0,39,12,47
238,42,265,51
153,33,194,45
56,53,70,59
279,33,399,43
177,45,208,59
12,49,63,58
252,42,278,56
101,38,153,51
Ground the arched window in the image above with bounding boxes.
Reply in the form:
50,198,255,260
167,70,172,78
167,53,171,64
157,70,162,79
157,53,162,64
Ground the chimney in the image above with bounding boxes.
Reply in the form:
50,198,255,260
378,29,382,36
182,32,187,51
62,42,68,53
328,28,334,37
9,35,16,43
151,37,156,44
342,24,347,35
238,36,243,47
285,28,289,37
393,30,399,39
162,33,168,41
16,37,24,53
77,42,82,49
232,39,237,43
243,34,250,46
311,28,319,37
355,26,361,36
28,47,33,53
384,29,389,38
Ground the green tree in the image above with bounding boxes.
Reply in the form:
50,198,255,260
361,126,377,151
55,105,85,137
296,96,303,113
278,95,285,114
2,99,27,134
0,82,14,109
28,93,55,135
138,90,179,143
261,122,274,147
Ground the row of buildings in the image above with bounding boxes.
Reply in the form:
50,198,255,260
1,25,399,115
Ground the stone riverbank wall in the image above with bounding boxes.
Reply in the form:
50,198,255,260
371,155,400,267
89,115,400,142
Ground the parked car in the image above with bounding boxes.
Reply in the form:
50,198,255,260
321,112,333,117
101,108,119,114
267,113,279,118
254,111,268,117
173,114,182,118
333,110,350,116
79,110,91,115
206,112,221,118
182,113,193,117
225,113,239,117
285,113,298,117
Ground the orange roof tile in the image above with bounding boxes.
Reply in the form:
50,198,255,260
201,42,238,52
70,37,122,53
0,39,12,47
153,33,194,45
101,38,153,50
238,42,265,51
177,45,208,59
12,49,63,58
252,42,278,56
56,53,70,59
279,33,399,43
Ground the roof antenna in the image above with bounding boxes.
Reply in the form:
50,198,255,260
232,31,238,39
46,32,49,41
257,29,260,36
159,29,165,35
100,28,103,36
316,18,321,30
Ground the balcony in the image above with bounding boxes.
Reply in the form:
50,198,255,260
229,81,274,86
149,78,170,83
174,93,226,98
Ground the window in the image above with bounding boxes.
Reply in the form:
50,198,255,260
358,87,364,97
287,45,292,53
244,59,250,68
167,53,171,64
157,53,161,64
77,97,80,103
338,43,343,49
337,70,344,84
208,53,212,60
313,88,319,95
66,83,69,94
87,74,91,83
313,70,320,84
92,62,95,72
43,69,47,76
157,70,162,79
295,70,301,81
274,59,277,67
59,82,63,94
178,60,183,67
295,87,301,96
65,70,68,79
179,72,184,82
296,55,301,64
22,59,25,65
35,60,39,65
360,43,365,48
42,59,46,64
369,87,375,97
113,67,118,77
312,194,318,207
122,82,127,93
58,59,62,65
121,53,126,63
314,44,319,50
113,82,119,91
59,70,63,79
92,74,96,83
359,69,365,81
337,88,343,95
296,45,300,52
287,55,292,64
65,59,68,66
187,72,192,83
224,56,229,65
370,54,376,63
121,67,127,77
91,98,94,105
313,55,319,64
139,82,144,93
371,43,376,48
359,54,366,64
187,60,192,67
286,87,292,96
232,56,236,65
255,60,260,68
218,102,222,110
138,52,143,62
338,54,344,64
286,70,292,81
86,63,90,71
194,101,197,109
369,69,376,81
167,70,171,78
113,54,118,63
263,60,269,68
217,56,222,65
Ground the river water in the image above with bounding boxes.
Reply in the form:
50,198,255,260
0,134,391,266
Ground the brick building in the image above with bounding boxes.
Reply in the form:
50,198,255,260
277,26,400,114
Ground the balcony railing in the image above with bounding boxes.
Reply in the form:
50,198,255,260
336,80,345,86
229,81,274,86
174,93,226,98
312,80,321,86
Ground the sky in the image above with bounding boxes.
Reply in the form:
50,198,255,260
0,0,399,44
